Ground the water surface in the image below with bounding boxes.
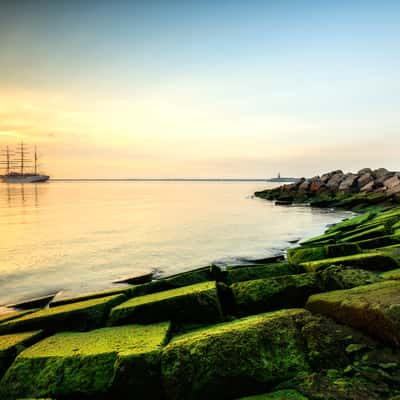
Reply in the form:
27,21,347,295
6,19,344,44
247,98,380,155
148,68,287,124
0,181,351,304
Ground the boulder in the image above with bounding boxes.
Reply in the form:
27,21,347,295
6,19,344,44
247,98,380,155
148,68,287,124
388,184,400,196
338,174,359,192
108,281,223,325
357,172,374,189
0,294,126,334
231,274,322,316
358,168,372,175
372,168,390,180
309,180,325,193
360,180,376,193
306,280,400,346
161,309,313,400
384,176,400,190
300,252,399,272
0,330,44,379
223,262,299,285
326,172,345,191
0,322,171,399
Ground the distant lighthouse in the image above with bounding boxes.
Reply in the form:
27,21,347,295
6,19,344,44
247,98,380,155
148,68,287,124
277,172,281,179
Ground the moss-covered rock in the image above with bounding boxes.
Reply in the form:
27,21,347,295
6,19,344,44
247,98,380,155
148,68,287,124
0,330,44,379
318,266,382,291
288,244,360,265
0,310,35,325
353,234,400,250
49,287,132,307
161,309,312,400
339,225,388,243
126,265,221,298
306,280,400,347
239,389,308,399
231,274,322,316
0,322,171,400
300,252,399,272
0,294,126,334
300,231,340,246
327,212,376,233
109,281,222,325
381,268,400,280
223,263,300,285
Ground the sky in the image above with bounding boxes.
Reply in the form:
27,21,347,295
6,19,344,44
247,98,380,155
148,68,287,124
0,0,399,179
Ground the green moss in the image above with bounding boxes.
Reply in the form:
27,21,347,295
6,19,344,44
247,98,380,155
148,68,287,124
0,330,44,379
288,244,360,265
161,309,312,400
288,247,326,265
0,294,126,335
109,281,222,325
353,235,400,250
380,268,400,280
0,310,35,325
318,266,382,291
300,252,399,272
231,274,322,316
300,231,339,246
0,322,171,399
49,287,132,307
239,389,308,399
126,265,221,298
306,280,400,347
327,212,376,233
339,225,388,243
224,263,300,285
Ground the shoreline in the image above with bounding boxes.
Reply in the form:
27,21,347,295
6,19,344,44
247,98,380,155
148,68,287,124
1,173,400,398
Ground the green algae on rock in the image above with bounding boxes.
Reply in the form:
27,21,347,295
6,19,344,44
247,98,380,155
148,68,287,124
0,330,44,379
381,268,400,280
300,252,399,272
239,389,308,399
49,286,133,307
231,274,322,316
109,281,223,325
223,262,300,285
306,280,400,347
0,310,36,325
287,244,360,265
125,265,221,299
0,294,126,335
161,309,313,400
0,322,171,400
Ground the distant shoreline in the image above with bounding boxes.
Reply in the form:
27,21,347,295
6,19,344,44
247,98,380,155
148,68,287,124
51,178,297,182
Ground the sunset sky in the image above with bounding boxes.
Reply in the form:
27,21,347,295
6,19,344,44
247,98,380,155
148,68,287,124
1,1,399,179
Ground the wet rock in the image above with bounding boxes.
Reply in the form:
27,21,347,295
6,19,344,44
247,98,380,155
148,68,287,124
0,330,44,379
338,174,359,192
0,322,171,399
306,280,400,347
108,281,223,325
0,294,126,334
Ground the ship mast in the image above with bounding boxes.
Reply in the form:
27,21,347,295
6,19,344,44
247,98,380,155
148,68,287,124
0,146,15,175
14,142,31,175
34,145,37,175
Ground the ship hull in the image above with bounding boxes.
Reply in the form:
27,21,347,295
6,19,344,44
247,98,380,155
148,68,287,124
1,174,50,183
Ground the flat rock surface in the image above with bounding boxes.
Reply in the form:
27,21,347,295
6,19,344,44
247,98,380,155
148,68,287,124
0,322,171,399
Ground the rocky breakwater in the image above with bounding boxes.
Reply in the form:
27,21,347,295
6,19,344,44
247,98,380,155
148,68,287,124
2,207,400,398
255,168,400,210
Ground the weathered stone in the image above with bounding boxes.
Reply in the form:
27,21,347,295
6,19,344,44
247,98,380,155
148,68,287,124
0,330,44,379
326,172,345,191
298,180,311,192
358,168,372,175
231,274,321,316
384,176,400,190
357,172,374,189
108,281,222,325
360,181,376,193
0,294,126,334
338,174,359,192
309,180,325,193
0,322,171,399
161,309,313,400
300,252,399,272
372,168,390,180
306,280,400,347
388,184,400,196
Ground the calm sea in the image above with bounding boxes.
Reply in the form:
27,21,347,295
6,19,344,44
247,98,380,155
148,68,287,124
0,181,351,305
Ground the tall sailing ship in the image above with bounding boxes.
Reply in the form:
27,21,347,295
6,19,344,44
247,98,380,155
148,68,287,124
0,143,50,183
